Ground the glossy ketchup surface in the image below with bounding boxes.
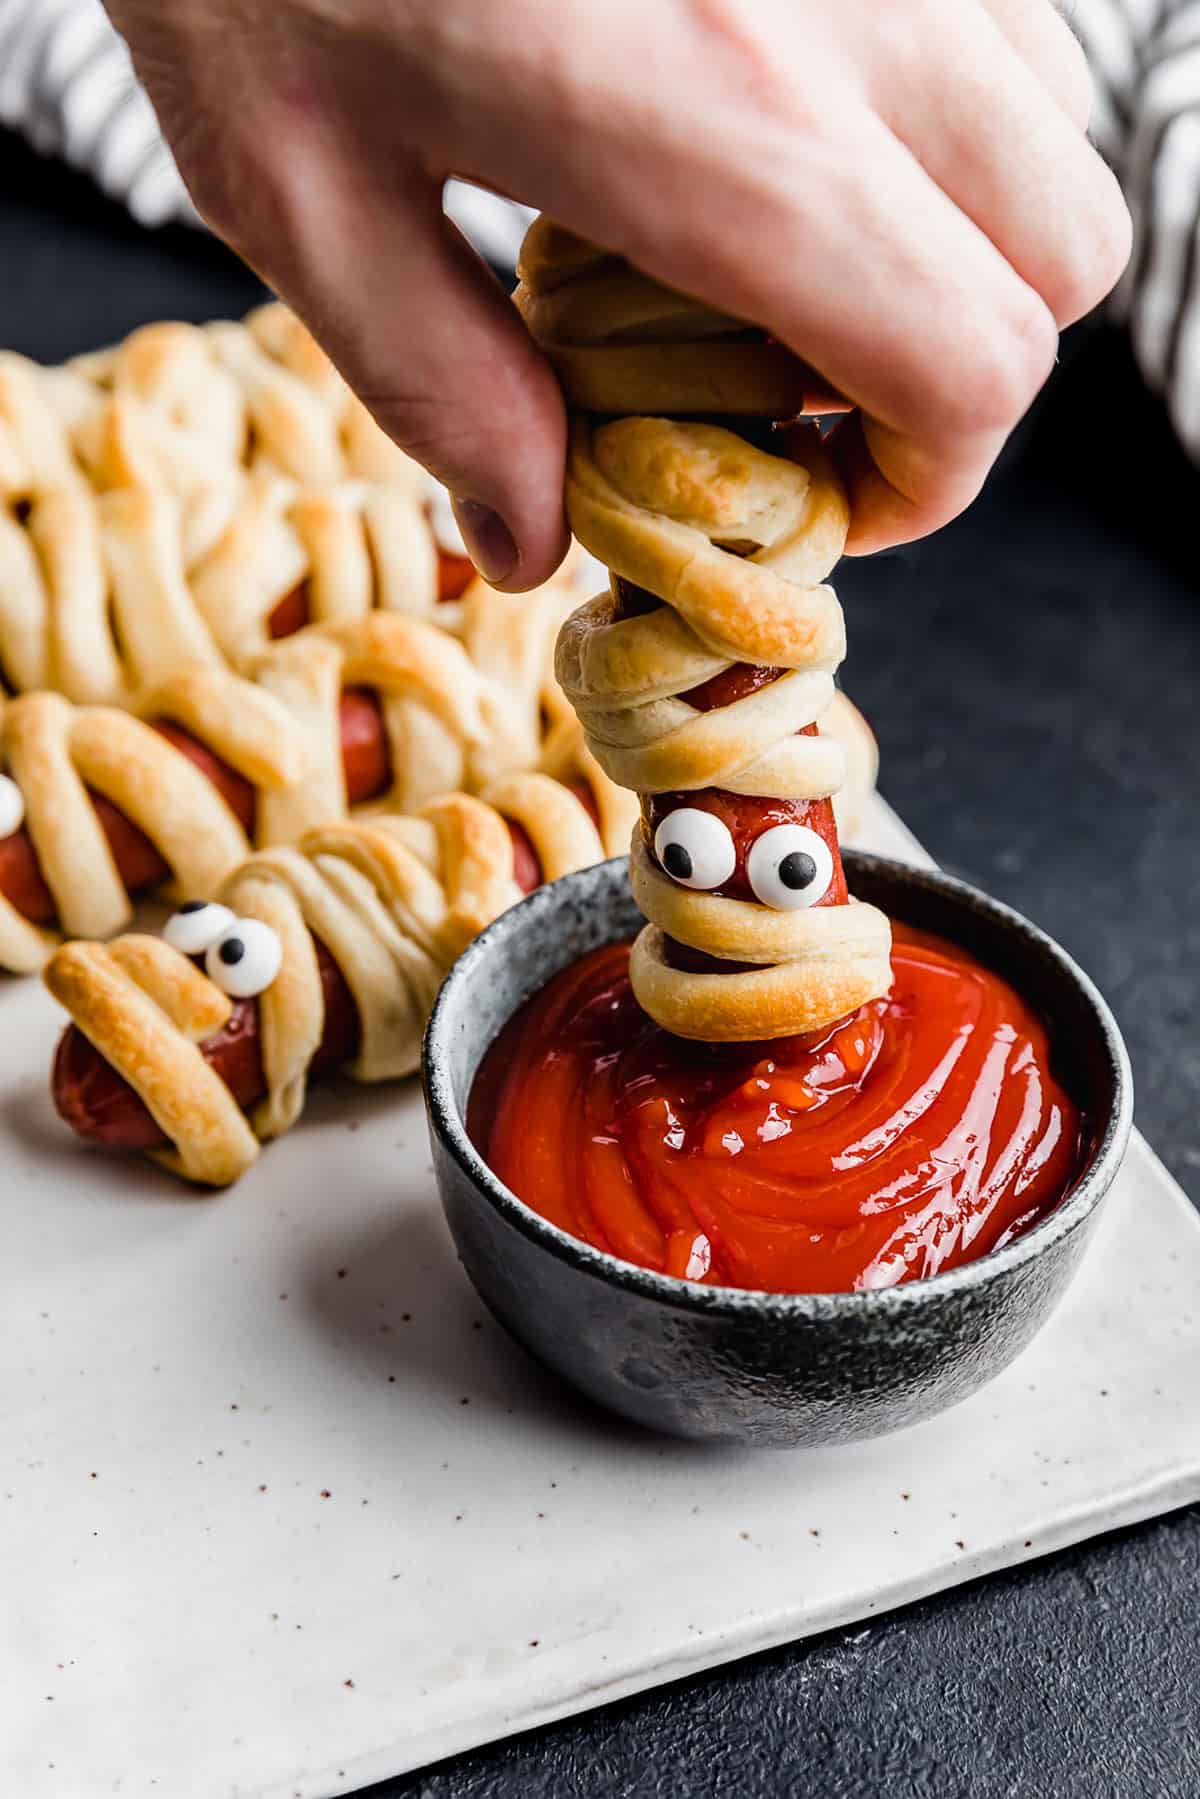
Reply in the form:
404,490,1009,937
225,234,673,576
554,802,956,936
469,926,1087,1295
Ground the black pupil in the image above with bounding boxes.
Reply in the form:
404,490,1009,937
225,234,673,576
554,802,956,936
180,900,206,915
779,850,818,890
218,937,245,965
663,842,694,881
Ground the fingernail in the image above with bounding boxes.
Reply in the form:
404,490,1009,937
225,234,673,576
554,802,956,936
452,499,518,585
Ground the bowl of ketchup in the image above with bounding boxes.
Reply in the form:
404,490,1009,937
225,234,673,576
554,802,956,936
422,854,1132,1446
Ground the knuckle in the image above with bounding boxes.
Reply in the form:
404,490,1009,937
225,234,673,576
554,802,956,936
1098,195,1136,290
1060,42,1095,132
980,0,1094,129
1044,170,1133,323
1049,14,1095,130
934,300,1058,435
1073,183,1133,312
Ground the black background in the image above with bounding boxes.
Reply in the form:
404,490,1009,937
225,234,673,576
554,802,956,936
4,128,1198,1798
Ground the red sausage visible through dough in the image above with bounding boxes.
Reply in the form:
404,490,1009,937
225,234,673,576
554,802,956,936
267,543,476,639
52,937,360,1152
0,689,392,928
49,780,606,1152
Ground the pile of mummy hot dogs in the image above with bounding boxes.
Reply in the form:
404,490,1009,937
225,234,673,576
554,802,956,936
0,224,879,1187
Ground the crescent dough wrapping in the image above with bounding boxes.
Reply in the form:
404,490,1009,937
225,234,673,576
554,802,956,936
1,602,622,973
0,678,298,974
44,774,632,1185
0,301,600,701
515,218,892,1039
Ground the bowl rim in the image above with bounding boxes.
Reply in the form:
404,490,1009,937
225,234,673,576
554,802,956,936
422,852,1134,1320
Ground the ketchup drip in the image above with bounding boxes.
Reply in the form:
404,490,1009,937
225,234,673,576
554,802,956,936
471,929,1087,1294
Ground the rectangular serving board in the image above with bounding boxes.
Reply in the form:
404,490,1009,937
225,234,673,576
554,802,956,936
5,797,1200,1799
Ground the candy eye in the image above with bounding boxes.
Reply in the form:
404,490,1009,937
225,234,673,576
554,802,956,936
163,901,236,956
653,808,736,891
205,917,283,998
0,773,24,839
746,823,834,911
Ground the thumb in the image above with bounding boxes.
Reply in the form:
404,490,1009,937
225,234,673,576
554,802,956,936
350,195,571,591
238,163,569,592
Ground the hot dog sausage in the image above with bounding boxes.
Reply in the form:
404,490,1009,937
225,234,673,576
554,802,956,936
52,936,359,1152
50,776,604,1148
266,541,476,641
614,575,848,975
0,688,391,928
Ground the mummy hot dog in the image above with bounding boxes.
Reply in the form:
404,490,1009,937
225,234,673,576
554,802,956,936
0,677,299,976
515,219,892,1039
46,774,639,1185
0,611,560,974
38,686,886,1185
0,299,602,706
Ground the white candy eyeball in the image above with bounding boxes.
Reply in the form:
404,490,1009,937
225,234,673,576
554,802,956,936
0,773,25,839
163,901,236,956
425,479,469,560
747,823,834,911
653,807,737,891
205,917,283,999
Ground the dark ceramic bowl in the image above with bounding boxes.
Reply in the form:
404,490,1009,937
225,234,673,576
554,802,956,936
422,854,1133,1446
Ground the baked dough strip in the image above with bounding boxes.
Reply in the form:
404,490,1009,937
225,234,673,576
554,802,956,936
45,771,639,1186
0,602,591,973
514,219,892,1040
0,300,595,701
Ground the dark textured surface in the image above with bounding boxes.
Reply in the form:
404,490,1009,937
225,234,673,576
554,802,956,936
3,125,1198,1797
426,855,1130,1444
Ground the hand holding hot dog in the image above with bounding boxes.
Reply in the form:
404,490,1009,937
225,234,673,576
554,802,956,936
105,0,1129,584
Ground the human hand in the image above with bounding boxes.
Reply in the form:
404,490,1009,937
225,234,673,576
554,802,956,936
106,0,1130,583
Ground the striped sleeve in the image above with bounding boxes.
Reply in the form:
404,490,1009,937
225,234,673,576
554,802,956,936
0,0,531,260
0,0,192,226
1061,0,1145,163
1061,2,1200,464
1098,3,1200,460
3,0,1200,465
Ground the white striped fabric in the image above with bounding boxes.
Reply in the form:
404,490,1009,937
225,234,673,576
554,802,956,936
1064,0,1200,458
3,1,1200,458
0,0,533,260
0,0,189,225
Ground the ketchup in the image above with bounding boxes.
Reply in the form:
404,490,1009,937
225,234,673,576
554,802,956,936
469,926,1086,1294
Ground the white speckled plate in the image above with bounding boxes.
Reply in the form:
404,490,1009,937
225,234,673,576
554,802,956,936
6,798,1199,1799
